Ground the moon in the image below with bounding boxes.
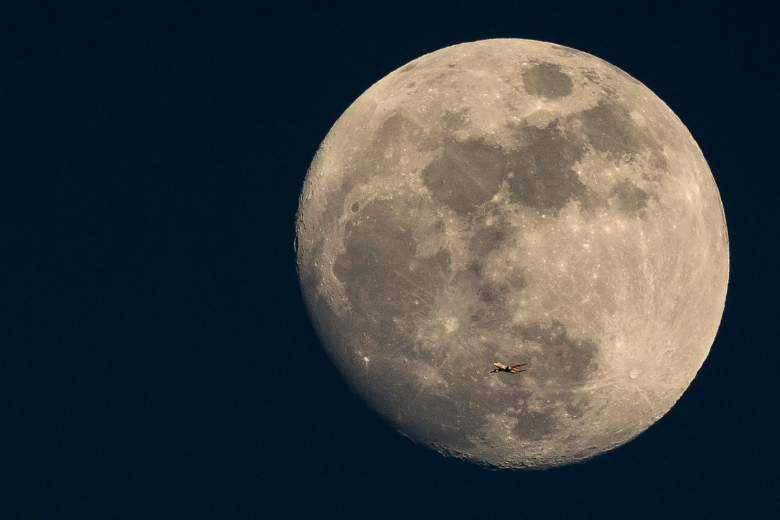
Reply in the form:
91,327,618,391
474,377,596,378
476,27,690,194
295,39,729,469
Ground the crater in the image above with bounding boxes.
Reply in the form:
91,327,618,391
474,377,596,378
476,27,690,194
522,62,574,99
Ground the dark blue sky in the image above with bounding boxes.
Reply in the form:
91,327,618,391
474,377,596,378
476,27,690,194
5,2,777,518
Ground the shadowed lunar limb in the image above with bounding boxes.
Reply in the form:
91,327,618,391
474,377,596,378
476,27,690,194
296,39,729,469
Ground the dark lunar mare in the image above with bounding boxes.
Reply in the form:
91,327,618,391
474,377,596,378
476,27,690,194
522,62,574,99
422,121,588,217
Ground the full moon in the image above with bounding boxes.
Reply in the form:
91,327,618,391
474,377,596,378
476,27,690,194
295,39,729,468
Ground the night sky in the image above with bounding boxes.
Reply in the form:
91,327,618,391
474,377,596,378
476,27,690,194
5,3,777,518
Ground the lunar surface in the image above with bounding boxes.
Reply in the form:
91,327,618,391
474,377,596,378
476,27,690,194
295,39,729,468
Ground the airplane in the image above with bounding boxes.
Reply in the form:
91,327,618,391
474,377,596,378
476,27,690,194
489,362,528,374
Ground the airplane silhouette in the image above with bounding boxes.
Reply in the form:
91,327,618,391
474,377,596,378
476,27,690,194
489,362,528,374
